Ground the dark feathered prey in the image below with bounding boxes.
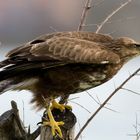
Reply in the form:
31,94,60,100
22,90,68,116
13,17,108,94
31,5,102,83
0,31,140,109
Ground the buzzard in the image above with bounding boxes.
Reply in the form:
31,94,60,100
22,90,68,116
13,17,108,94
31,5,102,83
0,31,140,137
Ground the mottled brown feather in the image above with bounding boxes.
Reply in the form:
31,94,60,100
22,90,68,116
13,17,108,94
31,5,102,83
0,31,140,109
6,31,113,58
6,31,119,65
30,37,120,64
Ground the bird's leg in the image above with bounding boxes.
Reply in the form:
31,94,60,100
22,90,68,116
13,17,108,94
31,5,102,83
43,103,64,138
50,99,72,111
59,95,70,104
42,98,72,138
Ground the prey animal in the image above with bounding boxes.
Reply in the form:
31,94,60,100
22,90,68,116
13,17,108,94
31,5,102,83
0,31,140,138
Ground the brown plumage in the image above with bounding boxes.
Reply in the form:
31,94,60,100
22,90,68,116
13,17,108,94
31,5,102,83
0,31,140,109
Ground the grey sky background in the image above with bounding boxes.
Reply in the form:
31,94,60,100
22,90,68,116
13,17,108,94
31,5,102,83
0,0,140,140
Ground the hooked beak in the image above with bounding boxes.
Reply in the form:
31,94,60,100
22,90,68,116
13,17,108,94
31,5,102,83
135,42,140,47
134,42,140,48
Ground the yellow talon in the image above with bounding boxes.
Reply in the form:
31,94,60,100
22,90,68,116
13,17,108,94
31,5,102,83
51,99,72,111
42,99,72,138
43,107,64,138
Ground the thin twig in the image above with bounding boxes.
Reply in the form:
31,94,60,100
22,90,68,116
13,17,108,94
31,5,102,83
121,88,140,96
68,96,80,101
87,92,119,113
74,68,140,140
87,92,99,105
96,0,133,33
69,100,91,114
106,30,117,35
104,16,135,24
49,26,58,32
83,16,134,29
128,113,140,140
81,23,98,27
22,100,25,126
91,0,105,7
135,113,138,135
77,0,92,31
78,121,83,140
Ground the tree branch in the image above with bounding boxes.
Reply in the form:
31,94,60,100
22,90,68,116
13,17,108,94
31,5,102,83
0,100,40,140
77,0,92,31
74,68,140,140
96,0,133,33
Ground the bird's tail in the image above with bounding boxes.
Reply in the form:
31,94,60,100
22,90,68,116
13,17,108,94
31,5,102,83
0,59,26,94
0,59,10,68
0,60,42,94
0,59,12,93
0,79,15,93
0,59,63,94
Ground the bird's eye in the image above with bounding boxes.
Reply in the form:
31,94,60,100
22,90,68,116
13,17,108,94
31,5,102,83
30,39,45,44
135,44,140,47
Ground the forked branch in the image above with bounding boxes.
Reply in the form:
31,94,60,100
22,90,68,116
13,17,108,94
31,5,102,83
96,0,133,33
74,68,140,140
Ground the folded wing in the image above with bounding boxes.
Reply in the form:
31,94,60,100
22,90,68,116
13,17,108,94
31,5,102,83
30,36,120,64
6,35,120,65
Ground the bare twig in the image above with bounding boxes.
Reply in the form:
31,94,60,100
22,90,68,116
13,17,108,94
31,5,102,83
121,88,140,96
49,26,58,32
77,121,83,140
22,100,25,126
74,68,140,140
69,100,91,114
87,92,99,105
104,16,135,24
87,92,119,113
106,30,117,35
96,0,133,33
68,96,80,101
81,23,98,27
77,0,92,31
128,113,140,140
135,113,138,135
91,0,105,7
82,16,134,30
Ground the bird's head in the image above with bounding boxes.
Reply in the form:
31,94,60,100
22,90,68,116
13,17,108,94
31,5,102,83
113,37,140,62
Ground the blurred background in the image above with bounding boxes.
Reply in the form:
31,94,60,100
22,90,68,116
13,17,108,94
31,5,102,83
0,0,140,140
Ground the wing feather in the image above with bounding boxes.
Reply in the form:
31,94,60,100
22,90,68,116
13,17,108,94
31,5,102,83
5,31,119,65
30,37,120,64
6,31,113,57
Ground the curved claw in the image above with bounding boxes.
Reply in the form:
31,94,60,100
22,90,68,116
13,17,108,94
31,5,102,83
43,120,64,138
43,106,64,138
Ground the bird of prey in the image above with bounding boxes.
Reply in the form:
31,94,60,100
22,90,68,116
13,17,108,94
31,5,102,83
0,31,140,138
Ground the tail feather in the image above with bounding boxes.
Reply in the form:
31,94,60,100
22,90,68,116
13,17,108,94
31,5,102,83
0,59,65,94
0,61,46,94
0,61,39,94
0,59,16,93
0,79,15,93
0,59,10,68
